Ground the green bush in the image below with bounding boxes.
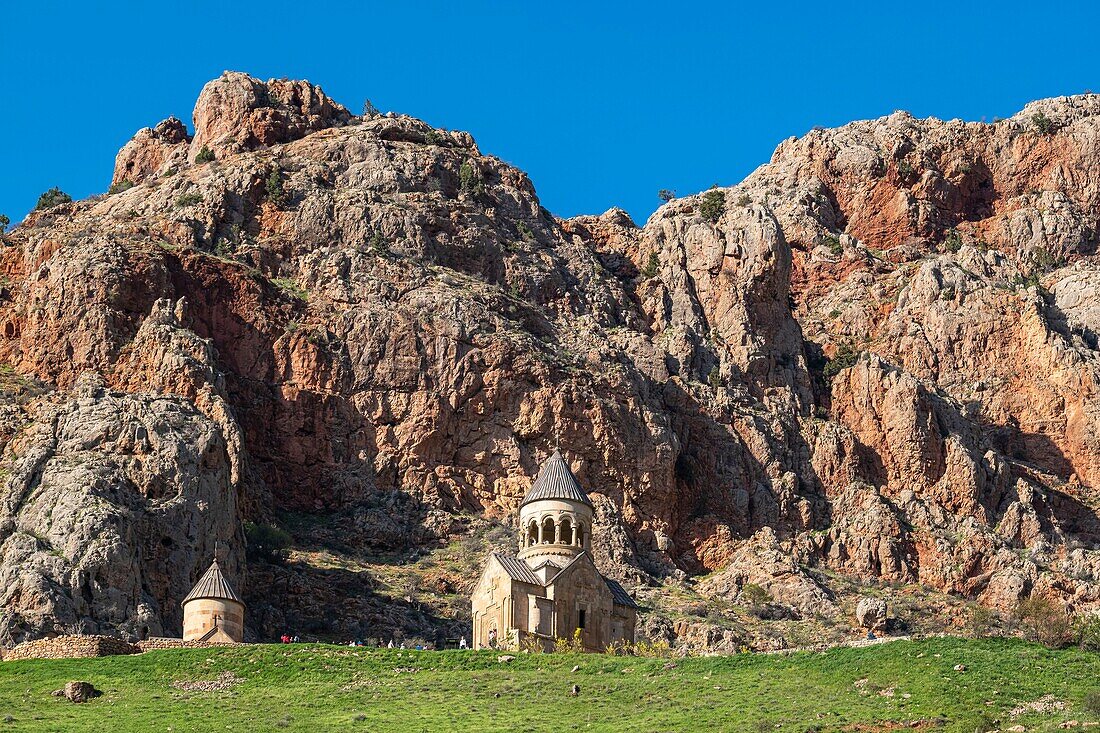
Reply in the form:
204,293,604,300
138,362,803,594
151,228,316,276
459,160,484,196
822,344,859,380
265,169,286,207
740,583,772,607
0,214,9,232
424,129,444,145
896,159,916,181
195,146,216,163
175,192,203,208
658,189,675,202
1075,612,1100,651
736,194,751,207
943,229,962,253
1014,594,1071,648
245,522,292,563
369,232,388,255
642,251,659,278
699,189,725,223
1032,112,1057,136
1031,246,1063,273
822,234,843,256
108,180,135,195
35,187,72,210
362,99,380,117
708,366,721,390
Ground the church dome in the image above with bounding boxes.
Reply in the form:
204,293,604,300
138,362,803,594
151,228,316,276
521,450,592,508
182,558,242,605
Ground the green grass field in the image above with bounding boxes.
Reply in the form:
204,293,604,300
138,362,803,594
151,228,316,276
1,638,1098,732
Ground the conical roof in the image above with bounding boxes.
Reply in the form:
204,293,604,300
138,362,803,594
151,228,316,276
521,450,592,508
182,558,243,605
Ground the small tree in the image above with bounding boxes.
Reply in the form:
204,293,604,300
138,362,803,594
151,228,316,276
642,251,659,278
362,99,380,118
35,187,72,210
1032,112,1057,136
0,214,9,232
195,146,215,164
1014,593,1071,647
658,189,675,202
265,169,286,207
244,522,292,563
699,189,725,223
459,160,483,196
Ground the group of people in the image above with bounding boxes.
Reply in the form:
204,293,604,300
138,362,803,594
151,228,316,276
343,637,470,650
279,634,300,643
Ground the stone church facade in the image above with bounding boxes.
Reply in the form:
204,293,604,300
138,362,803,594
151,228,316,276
471,450,637,651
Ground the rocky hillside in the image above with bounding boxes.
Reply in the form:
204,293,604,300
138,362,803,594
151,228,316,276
2,72,1100,646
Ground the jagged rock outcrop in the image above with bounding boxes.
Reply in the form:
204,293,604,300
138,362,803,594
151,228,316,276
4,73,1100,644
189,72,351,160
113,117,191,186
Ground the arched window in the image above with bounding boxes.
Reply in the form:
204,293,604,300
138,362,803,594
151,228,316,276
560,517,573,545
527,520,538,547
542,517,555,544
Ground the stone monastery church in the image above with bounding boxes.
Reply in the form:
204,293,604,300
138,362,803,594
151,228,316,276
471,449,637,651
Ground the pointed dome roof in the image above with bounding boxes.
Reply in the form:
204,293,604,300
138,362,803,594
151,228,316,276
521,450,593,508
182,558,243,605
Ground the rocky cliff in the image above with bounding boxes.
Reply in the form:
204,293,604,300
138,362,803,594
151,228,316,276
2,71,1100,647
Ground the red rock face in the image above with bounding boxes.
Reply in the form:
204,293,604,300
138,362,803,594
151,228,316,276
3,75,1100,643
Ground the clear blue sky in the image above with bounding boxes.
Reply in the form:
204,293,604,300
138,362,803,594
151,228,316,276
2,0,1098,227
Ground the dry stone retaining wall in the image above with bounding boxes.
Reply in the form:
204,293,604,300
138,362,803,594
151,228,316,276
1,635,138,661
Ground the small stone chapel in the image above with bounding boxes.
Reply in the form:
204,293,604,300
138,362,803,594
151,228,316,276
471,449,637,651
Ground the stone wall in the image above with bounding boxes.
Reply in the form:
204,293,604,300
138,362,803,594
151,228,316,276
1,635,138,661
137,637,240,652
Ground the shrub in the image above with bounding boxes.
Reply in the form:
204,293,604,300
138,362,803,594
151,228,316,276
736,194,751,207
1032,112,1057,136
424,129,444,145
943,229,962,253
0,214,8,232
195,146,215,163
896,159,916,181
965,603,995,638
362,99,380,118
245,522,292,563
1084,689,1100,716
459,160,483,196
271,277,308,300
1075,612,1100,651
740,583,772,607
822,344,859,381
517,221,534,241
265,169,286,207
35,187,72,210
699,189,725,223
642,251,659,278
369,232,388,255
658,189,675,202
1031,246,1063,273
707,366,721,390
822,234,843,256
1014,593,1071,647
108,180,135,195
175,192,203,208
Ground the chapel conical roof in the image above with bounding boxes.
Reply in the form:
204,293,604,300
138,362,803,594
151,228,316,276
182,557,243,605
520,450,593,508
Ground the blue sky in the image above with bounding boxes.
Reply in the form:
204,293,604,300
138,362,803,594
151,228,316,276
2,1,1098,226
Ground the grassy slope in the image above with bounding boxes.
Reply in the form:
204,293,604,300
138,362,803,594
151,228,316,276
1,638,1097,732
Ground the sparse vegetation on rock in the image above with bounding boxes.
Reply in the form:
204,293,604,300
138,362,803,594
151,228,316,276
34,187,72,210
